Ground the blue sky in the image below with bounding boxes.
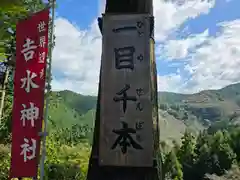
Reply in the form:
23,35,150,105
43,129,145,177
56,0,99,28
51,0,240,95
55,0,240,35
181,0,240,36
157,0,240,75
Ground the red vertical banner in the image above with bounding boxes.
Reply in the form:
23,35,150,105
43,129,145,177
10,9,49,178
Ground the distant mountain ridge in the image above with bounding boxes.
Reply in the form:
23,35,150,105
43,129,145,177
158,82,240,124
48,82,240,142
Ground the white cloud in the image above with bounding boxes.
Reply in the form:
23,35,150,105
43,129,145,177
52,0,239,95
157,19,240,93
51,18,102,95
153,0,215,41
159,29,209,59
182,19,240,93
157,74,183,92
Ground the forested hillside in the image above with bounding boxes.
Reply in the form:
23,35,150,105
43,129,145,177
159,83,240,125
46,83,240,144
48,83,240,130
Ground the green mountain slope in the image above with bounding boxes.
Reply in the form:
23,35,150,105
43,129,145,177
48,91,96,128
48,83,240,141
57,90,97,115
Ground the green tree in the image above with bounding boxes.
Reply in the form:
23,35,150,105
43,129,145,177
194,140,212,179
0,144,10,180
177,130,196,180
229,127,240,162
0,68,14,143
209,131,236,175
207,120,231,135
164,150,183,180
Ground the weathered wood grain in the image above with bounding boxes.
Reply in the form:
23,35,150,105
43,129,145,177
99,14,153,167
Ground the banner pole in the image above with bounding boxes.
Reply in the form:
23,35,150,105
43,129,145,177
39,0,55,179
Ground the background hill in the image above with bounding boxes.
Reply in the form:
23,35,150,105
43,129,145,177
48,83,240,143
159,83,240,124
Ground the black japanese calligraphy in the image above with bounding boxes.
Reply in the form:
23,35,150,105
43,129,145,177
112,26,137,33
113,84,137,113
112,21,144,34
137,54,144,62
137,31,144,36
136,102,143,111
136,88,144,97
136,88,144,111
136,21,144,36
135,121,144,130
114,46,135,70
111,121,143,154
135,120,144,143
136,21,144,29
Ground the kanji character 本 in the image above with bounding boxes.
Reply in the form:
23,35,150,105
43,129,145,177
20,138,36,162
21,70,39,93
113,84,137,113
21,38,37,62
39,52,46,63
114,46,135,70
20,102,39,127
111,121,143,154
39,36,46,48
38,21,46,32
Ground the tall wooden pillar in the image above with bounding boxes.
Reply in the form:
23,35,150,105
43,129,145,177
86,0,161,179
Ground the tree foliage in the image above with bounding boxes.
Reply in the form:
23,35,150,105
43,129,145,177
0,0,45,60
161,126,240,180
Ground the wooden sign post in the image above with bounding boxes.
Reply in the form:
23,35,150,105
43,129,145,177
99,14,153,167
87,0,161,179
